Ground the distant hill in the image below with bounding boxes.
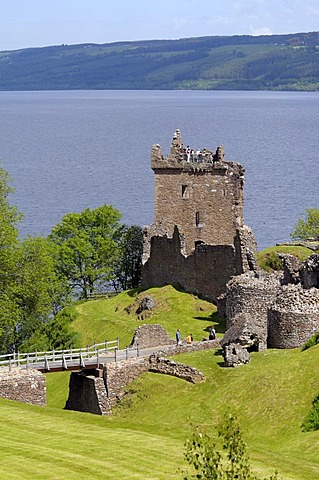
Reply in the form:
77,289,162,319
0,31,318,91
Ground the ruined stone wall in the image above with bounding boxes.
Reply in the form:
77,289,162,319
130,324,175,348
268,285,319,348
142,226,237,302
0,368,46,406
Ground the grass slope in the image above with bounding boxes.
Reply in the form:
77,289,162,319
72,285,221,348
1,286,319,479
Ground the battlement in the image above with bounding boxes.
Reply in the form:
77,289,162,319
151,129,235,173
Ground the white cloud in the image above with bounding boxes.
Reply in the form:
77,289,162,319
250,26,273,36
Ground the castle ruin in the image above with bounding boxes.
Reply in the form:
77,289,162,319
142,131,319,362
142,130,257,302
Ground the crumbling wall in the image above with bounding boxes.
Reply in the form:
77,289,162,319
0,368,46,406
268,285,319,348
142,225,238,302
130,324,175,348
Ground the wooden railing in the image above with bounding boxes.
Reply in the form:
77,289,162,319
87,292,118,300
0,339,126,372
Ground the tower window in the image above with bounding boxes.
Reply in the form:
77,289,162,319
195,211,200,227
182,184,188,198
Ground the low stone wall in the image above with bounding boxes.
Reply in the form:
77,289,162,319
0,368,46,406
148,355,204,383
268,285,319,348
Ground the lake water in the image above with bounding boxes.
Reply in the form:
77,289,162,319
0,90,318,250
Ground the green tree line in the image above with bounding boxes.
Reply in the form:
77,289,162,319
0,164,143,354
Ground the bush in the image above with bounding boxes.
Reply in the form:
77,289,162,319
301,332,319,351
302,394,319,431
184,412,279,479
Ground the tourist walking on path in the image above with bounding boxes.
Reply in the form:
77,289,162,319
176,328,181,345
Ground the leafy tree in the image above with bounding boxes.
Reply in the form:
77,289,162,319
49,205,122,299
291,208,319,241
184,412,278,480
0,165,22,352
13,236,70,348
113,224,143,291
22,307,78,352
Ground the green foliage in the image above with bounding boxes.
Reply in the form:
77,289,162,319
301,331,319,351
290,208,319,241
302,394,319,432
49,205,122,299
113,224,143,291
22,307,78,352
184,413,278,480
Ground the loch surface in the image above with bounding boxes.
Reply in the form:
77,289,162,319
0,89,318,249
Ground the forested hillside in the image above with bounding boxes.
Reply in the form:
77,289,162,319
0,31,318,91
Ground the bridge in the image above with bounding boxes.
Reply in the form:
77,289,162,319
0,339,149,373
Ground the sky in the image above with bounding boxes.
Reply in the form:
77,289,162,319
1,0,319,51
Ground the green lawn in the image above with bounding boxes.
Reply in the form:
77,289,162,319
71,285,221,348
1,286,319,479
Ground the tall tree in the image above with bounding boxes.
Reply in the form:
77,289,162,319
0,165,22,352
13,236,70,347
113,224,143,291
291,208,319,241
49,205,122,299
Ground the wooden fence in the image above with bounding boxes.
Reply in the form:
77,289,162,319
0,339,127,373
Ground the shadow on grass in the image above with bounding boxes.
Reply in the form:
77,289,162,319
194,311,226,334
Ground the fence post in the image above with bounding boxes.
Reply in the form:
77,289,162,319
26,354,29,369
45,353,50,371
117,337,119,350
17,352,20,366
96,349,99,366
35,350,38,363
62,352,67,370
53,349,55,362
70,346,72,361
114,348,117,363
105,339,108,353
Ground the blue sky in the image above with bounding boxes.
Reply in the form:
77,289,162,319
1,0,319,51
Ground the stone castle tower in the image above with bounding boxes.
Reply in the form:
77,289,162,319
142,130,256,302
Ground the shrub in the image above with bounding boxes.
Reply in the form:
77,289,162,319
301,332,319,351
302,394,319,431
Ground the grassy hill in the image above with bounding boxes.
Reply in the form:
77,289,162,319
0,31,318,91
0,285,318,479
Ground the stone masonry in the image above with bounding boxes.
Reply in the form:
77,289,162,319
142,130,257,302
0,368,46,406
